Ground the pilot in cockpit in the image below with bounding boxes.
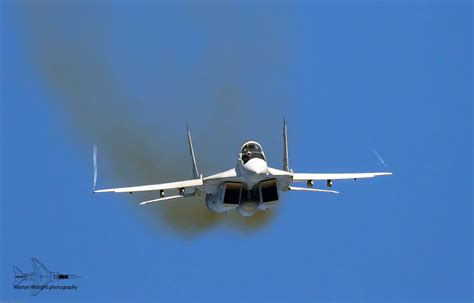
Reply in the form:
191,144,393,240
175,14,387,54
240,142,265,164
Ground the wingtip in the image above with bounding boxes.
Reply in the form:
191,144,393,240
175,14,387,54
374,172,393,176
93,189,109,193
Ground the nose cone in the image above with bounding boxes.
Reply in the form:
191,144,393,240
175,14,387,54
243,158,268,175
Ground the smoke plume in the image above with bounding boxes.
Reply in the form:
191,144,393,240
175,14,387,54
18,2,292,237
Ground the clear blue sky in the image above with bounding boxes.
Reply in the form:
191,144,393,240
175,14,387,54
1,2,472,302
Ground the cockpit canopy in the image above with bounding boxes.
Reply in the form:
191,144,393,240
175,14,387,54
240,141,265,164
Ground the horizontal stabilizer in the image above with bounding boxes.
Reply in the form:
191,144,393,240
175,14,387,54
139,193,195,205
288,186,339,194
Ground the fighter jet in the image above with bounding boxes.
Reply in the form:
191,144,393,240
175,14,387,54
94,120,392,216
14,258,80,296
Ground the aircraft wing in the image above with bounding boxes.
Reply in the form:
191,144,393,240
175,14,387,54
31,278,51,296
94,178,203,193
293,172,392,181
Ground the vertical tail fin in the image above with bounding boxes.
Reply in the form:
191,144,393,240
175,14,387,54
283,118,291,172
187,125,200,179
31,258,50,274
13,266,23,276
93,145,98,191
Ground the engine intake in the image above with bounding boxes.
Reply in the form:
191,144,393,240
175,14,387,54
221,179,279,216
223,183,242,205
260,179,279,203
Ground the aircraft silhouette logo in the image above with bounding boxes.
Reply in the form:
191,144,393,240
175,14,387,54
13,258,80,296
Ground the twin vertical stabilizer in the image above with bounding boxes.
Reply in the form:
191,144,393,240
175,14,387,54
283,118,291,172
187,125,200,179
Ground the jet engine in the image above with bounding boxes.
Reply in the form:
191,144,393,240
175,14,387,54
205,182,241,213
205,179,279,216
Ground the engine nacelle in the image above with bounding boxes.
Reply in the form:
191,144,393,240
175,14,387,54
205,183,240,213
206,179,279,215
257,179,279,211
